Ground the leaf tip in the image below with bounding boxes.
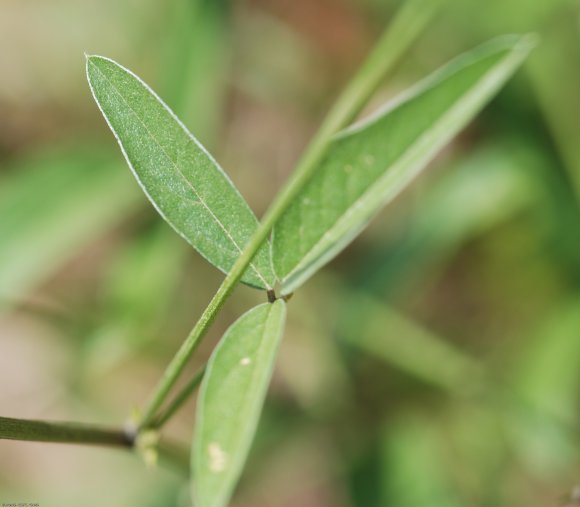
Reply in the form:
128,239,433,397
85,54,105,66
517,32,540,53
497,32,538,57
84,54,101,79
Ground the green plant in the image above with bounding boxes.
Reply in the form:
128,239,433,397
0,2,534,505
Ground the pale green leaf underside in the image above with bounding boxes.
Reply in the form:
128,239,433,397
86,56,274,290
272,35,535,294
192,300,286,507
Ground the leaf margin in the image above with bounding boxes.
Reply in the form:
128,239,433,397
192,299,287,507
272,34,537,294
85,54,276,290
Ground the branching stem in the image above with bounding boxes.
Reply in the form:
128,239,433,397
137,0,441,430
0,416,133,448
150,367,206,429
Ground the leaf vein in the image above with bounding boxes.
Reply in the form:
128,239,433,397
90,60,270,288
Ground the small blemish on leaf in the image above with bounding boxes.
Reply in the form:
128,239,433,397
240,357,252,366
208,442,228,473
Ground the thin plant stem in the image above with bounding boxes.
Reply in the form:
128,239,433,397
0,415,191,473
151,367,206,429
0,416,133,448
137,0,442,429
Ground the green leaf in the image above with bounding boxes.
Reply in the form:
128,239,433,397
86,55,275,290
272,35,535,294
192,300,287,507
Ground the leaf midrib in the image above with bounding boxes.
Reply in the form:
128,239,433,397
89,60,270,289
197,304,276,505
214,311,268,465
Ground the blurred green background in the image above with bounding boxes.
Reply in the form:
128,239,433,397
1,0,580,505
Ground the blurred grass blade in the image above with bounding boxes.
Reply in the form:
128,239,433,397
511,298,580,422
161,0,232,147
339,291,483,395
273,35,535,294
506,299,580,475
355,144,536,295
86,56,275,290
0,146,139,307
526,13,580,199
193,300,286,507
381,418,461,507
82,226,187,374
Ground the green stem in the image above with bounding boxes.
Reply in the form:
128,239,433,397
0,416,133,448
151,367,206,429
138,0,441,429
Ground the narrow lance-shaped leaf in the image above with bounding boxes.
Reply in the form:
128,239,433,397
193,300,286,507
272,35,535,294
86,56,275,290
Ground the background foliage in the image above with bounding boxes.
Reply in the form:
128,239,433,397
1,0,579,506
